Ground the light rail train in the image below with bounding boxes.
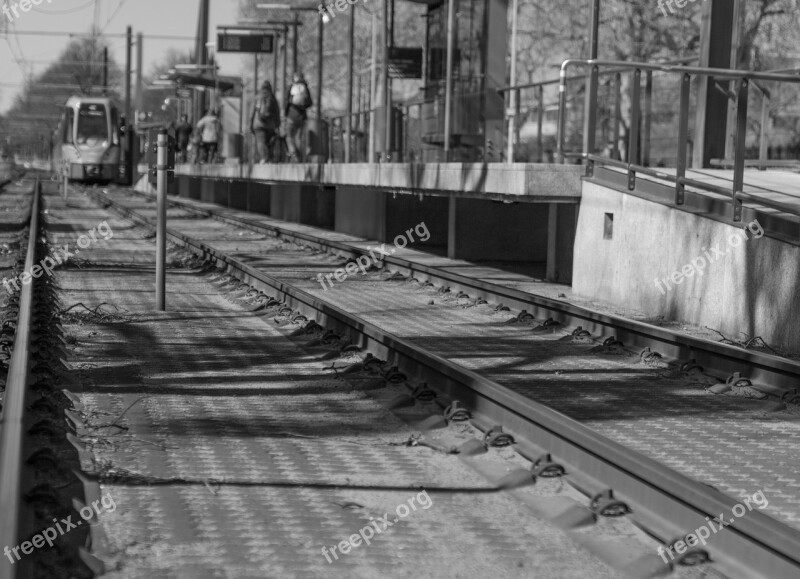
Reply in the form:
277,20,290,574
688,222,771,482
54,96,122,183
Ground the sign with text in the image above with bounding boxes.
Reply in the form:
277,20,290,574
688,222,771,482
217,31,274,54
388,47,423,79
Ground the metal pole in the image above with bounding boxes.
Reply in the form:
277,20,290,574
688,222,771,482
239,80,244,163
612,72,621,159
125,26,132,122
675,73,692,206
254,54,259,165
758,91,769,168
156,130,167,311
382,0,391,159
136,33,144,115
536,85,543,162
443,0,456,161
732,78,748,222
582,0,600,173
102,47,108,95
506,0,518,164
317,13,323,119
643,70,652,166
369,9,378,161
282,26,288,106
292,13,299,73
345,4,355,162
589,0,600,59
627,68,641,190
273,38,279,91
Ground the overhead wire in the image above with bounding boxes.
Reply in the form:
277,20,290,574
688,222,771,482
31,0,97,15
102,0,126,32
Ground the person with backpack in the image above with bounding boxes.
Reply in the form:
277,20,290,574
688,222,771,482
174,114,193,164
251,81,281,164
284,72,313,162
196,109,222,163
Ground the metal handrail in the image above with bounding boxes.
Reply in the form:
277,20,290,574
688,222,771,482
557,59,800,223
496,56,699,95
0,178,40,579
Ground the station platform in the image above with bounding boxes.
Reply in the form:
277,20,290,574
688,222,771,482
144,163,581,285
96,185,800,542
575,164,800,352
172,162,584,201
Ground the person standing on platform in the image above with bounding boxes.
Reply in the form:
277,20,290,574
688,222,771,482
175,114,193,164
251,81,281,164
196,109,222,164
284,72,313,162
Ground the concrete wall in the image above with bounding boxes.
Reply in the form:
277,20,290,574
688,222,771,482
335,187,387,241
175,162,583,200
270,184,334,228
448,198,550,262
386,194,449,248
334,187,448,249
574,181,800,351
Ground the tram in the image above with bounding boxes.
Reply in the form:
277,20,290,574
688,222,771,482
54,96,122,183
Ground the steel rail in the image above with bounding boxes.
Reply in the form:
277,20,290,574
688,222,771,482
123,188,800,393
0,179,40,579
88,187,800,579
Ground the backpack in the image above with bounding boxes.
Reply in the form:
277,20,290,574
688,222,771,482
290,83,309,108
258,95,277,127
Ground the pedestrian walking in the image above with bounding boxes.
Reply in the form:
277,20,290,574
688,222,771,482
251,81,281,163
284,72,313,162
175,114,193,164
196,109,222,164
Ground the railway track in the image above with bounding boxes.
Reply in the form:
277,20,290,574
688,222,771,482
0,178,41,579
0,177,94,579
82,183,800,579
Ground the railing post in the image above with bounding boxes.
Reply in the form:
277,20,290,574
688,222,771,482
536,85,543,162
643,70,653,166
582,64,599,175
612,72,622,159
557,66,569,164
675,73,691,206
758,90,769,170
628,68,641,190
732,78,749,222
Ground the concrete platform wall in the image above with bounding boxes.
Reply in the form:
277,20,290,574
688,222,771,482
448,198,550,263
334,187,449,248
574,181,800,351
270,184,335,228
175,162,583,200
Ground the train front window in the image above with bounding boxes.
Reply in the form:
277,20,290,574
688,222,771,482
63,108,74,144
76,104,108,145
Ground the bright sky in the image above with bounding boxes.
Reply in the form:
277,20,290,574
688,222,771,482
0,0,245,113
